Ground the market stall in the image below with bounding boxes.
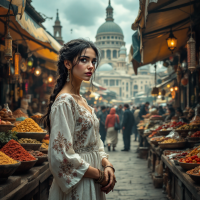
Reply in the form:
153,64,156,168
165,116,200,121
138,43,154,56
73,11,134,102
0,104,50,200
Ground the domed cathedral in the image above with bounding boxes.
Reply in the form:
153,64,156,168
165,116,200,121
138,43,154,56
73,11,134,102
95,0,126,69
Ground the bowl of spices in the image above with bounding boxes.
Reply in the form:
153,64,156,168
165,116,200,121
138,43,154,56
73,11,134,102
0,139,37,173
28,150,47,165
0,151,21,181
18,138,42,150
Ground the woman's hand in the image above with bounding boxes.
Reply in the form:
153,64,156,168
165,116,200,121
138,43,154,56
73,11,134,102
101,167,116,194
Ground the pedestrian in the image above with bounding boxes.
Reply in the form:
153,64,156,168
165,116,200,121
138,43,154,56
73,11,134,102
41,39,116,200
105,107,120,151
99,106,107,145
158,106,165,116
116,104,124,130
133,106,140,141
139,102,149,120
122,104,134,151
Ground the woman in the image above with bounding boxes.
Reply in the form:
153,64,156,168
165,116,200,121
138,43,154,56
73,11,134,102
105,108,120,151
42,39,116,200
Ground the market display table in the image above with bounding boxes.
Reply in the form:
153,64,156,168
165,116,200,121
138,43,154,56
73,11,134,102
0,162,52,200
162,155,200,200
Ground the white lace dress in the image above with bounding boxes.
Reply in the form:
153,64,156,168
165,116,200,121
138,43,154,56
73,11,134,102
48,93,109,200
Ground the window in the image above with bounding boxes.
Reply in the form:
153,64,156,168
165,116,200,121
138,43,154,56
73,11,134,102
133,91,138,96
141,81,143,84
134,85,138,90
113,50,117,58
103,36,105,39
106,50,111,60
116,42,118,44
126,94,128,98
99,37,101,40
102,42,105,44
115,36,117,39
146,81,147,83
101,50,105,58
120,88,122,96
107,42,110,44
111,36,114,39
104,80,108,86
122,82,124,85
116,80,119,86
107,36,110,39
141,86,143,89
118,37,120,39
112,42,114,44
110,80,115,86
126,83,128,92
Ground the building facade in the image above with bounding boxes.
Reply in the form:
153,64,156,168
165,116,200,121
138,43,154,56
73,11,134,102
95,1,154,100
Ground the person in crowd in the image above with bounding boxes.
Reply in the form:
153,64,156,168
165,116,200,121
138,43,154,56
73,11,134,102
105,107,120,151
98,106,107,145
106,106,111,115
158,106,165,116
176,107,189,123
133,106,140,141
139,102,149,120
116,104,124,130
41,39,116,199
121,104,134,151
165,106,175,121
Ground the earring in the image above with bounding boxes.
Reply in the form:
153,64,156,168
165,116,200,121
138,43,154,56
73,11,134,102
66,69,70,82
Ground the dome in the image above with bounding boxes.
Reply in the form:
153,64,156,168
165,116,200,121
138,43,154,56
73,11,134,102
119,46,126,55
97,63,113,72
97,21,123,35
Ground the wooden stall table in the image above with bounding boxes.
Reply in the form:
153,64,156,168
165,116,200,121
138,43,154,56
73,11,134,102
0,162,52,200
162,155,200,200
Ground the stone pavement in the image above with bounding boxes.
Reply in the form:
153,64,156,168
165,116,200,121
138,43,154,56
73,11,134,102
105,133,168,200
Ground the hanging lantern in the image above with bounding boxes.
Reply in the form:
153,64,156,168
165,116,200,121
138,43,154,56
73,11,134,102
14,50,20,76
176,66,182,83
4,30,12,60
170,87,174,92
187,36,196,73
27,56,34,68
167,84,170,88
166,29,177,53
181,76,188,86
161,89,166,96
48,74,54,83
34,66,41,76
151,87,159,97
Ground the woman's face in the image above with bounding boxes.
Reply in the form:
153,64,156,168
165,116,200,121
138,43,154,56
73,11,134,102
69,48,97,82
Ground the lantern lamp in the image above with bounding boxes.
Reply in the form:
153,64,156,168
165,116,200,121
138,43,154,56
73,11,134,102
187,36,196,73
14,45,20,76
166,29,177,53
151,87,159,97
170,88,174,92
167,84,170,88
27,56,34,68
48,74,54,83
161,89,166,96
34,66,41,76
174,86,178,91
4,30,12,60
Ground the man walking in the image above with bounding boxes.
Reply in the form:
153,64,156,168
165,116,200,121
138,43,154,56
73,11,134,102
116,104,124,131
98,106,107,145
121,104,134,151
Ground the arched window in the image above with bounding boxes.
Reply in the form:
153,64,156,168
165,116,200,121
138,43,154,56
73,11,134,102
107,50,111,60
134,85,138,90
101,50,105,58
113,50,117,58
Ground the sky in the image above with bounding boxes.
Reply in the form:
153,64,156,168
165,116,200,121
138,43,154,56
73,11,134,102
31,0,139,53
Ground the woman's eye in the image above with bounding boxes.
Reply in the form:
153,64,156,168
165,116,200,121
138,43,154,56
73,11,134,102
92,61,97,65
80,58,87,63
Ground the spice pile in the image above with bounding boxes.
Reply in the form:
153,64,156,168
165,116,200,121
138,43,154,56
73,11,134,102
179,155,200,164
18,138,40,144
40,143,48,150
187,166,200,175
28,150,46,157
0,131,18,144
12,118,44,132
0,151,18,165
0,139,36,161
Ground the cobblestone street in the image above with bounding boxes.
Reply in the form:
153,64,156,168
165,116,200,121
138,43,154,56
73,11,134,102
105,134,168,200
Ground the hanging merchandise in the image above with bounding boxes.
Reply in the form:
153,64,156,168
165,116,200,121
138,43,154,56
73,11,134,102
181,75,188,86
27,56,34,68
4,27,12,60
14,44,20,76
161,89,166,96
151,65,159,97
187,36,196,73
34,62,42,76
176,66,182,83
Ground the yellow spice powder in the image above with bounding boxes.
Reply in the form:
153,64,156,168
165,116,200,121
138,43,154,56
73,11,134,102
0,151,18,165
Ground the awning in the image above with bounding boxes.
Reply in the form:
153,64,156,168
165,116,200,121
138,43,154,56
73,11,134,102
156,73,176,88
0,5,61,70
130,0,199,74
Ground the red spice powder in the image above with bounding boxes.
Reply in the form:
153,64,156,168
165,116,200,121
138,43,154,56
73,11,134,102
0,139,36,161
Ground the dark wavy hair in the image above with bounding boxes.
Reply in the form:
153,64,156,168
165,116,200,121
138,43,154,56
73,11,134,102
41,38,100,134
